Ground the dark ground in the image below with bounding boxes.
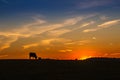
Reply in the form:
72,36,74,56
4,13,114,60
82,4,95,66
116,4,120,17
0,58,120,80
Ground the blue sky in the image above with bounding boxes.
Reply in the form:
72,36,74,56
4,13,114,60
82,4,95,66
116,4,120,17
0,0,120,59
0,0,120,29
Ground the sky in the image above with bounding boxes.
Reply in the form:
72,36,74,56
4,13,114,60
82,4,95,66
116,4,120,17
0,0,120,59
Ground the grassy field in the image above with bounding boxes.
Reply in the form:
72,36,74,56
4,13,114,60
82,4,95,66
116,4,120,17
0,58,120,80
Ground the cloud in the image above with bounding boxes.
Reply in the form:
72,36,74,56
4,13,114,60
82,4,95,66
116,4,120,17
48,29,71,37
63,17,83,25
83,19,120,32
0,15,95,50
83,28,99,33
16,16,83,37
59,49,72,53
23,43,39,49
41,38,71,46
81,21,94,28
103,53,120,58
48,21,95,37
0,36,18,50
78,21,95,29
46,16,95,37
65,40,91,46
0,55,8,58
23,38,71,49
98,19,120,28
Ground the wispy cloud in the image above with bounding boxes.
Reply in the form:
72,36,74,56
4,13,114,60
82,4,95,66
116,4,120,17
98,19,120,28
76,21,95,29
0,15,96,50
65,40,91,46
0,36,18,50
59,49,72,53
17,16,83,37
23,43,39,49
23,38,71,49
48,29,71,37
0,55,8,58
83,19,120,32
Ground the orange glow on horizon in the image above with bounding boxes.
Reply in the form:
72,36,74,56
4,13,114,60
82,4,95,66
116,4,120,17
71,49,100,60
79,56,92,60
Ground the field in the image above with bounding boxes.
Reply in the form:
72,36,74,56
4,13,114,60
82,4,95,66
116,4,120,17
0,58,120,80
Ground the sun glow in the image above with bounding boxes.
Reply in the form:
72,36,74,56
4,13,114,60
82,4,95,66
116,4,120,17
72,49,98,60
79,56,92,60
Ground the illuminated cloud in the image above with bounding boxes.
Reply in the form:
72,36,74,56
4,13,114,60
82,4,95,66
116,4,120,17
23,43,39,49
0,16,86,50
92,37,96,40
17,16,83,37
0,17,81,50
83,28,99,33
65,40,91,46
59,49,72,52
63,17,83,25
0,15,111,50
0,55,8,58
77,21,95,29
83,19,120,32
104,53,120,58
41,39,57,45
41,38,72,45
0,36,18,50
23,38,72,49
0,0,120,59
98,19,120,28
82,21,94,27
48,29,71,37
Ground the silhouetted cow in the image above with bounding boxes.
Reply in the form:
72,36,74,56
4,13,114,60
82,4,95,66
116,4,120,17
29,52,37,59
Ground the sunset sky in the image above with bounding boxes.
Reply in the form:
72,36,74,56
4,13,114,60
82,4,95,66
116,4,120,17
0,0,120,59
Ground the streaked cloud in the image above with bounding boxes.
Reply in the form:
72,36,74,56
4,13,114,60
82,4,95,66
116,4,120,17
83,28,99,33
76,21,95,29
23,43,39,49
0,14,112,50
0,55,8,58
98,19,120,28
63,17,82,25
59,49,72,53
48,29,71,37
83,19,120,32
23,38,72,49
17,16,83,37
0,36,18,50
0,16,86,50
65,40,91,46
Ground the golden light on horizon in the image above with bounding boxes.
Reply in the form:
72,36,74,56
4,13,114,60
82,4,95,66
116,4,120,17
79,56,92,60
71,49,99,60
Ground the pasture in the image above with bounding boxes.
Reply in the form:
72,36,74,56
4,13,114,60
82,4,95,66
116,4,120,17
0,58,120,80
